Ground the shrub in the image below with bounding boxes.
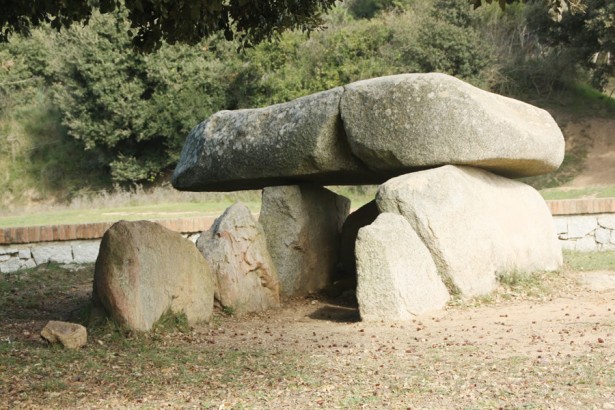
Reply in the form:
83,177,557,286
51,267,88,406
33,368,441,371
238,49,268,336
50,9,236,183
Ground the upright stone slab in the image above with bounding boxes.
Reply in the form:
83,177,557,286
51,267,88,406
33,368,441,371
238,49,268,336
94,221,214,332
377,165,563,297
197,203,280,314
260,185,350,296
356,213,450,321
341,73,564,178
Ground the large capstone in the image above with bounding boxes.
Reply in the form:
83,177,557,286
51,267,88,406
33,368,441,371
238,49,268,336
173,73,564,192
172,88,373,192
341,73,564,178
376,165,563,297
94,220,214,332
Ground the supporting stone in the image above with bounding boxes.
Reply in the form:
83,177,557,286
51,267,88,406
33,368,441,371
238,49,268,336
356,213,450,321
197,203,280,314
377,165,563,297
260,185,350,296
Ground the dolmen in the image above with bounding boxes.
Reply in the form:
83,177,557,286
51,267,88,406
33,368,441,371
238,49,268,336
96,73,565,329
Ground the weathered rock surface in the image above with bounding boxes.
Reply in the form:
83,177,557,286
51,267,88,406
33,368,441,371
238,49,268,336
173,73,564,192
260,185,350,296
31,243,73,265
339,200,379,278
377,165,563,297
356,213,450,321
40,321,87,349
341,73,564,178
94,220,214,332
197,203,280,314
72,240,102,264
173,88,373,192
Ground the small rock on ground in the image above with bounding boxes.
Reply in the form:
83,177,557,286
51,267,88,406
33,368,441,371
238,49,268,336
40,320,87,349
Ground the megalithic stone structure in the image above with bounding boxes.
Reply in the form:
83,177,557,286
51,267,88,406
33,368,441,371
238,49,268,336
172,73,564,192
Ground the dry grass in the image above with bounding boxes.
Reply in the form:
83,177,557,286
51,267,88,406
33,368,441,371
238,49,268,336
1,256,615,409
0,184,376,228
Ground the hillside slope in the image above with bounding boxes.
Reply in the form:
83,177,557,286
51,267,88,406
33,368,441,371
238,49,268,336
564,118,615,188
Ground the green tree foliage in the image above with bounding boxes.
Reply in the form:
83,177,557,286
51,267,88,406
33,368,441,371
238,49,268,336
346,0,404,19
49,10,233,182
525,0,615,90
1,1,496,186
235,0,494,108
0,0,586,52
1,9,236,184
0,30,111,203
468,0,585,14
0,0,336,50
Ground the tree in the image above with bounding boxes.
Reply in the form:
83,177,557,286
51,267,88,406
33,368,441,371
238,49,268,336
468,0,585,14
525,0,615,90
0,0,587,51
0,0,337,50
45,10,235,183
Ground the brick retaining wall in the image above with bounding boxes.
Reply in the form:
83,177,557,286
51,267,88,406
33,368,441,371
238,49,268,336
1,198,614,273
545,198,615,215
545,198,615,252
0,216,218,245
0,217,218,273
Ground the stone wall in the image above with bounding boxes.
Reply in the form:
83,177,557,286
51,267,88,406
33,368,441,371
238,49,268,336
553,214,615,251
1,199,614,274
547,198,615,252
0,240,101,272
0,217,215,274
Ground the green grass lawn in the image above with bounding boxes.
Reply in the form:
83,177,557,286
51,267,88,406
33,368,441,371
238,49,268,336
563,250,615,271
540,185,615,200
0,201,262,228
1,184,614,229
0,186,378,228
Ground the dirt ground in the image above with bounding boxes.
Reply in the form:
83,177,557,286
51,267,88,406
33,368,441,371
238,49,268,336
209,278,615,409
565,118,615,188
1,265,614,409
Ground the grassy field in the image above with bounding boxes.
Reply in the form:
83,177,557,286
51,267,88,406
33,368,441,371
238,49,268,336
540,185,615,200
0,201,261,228
2,184,614,229
0,251,614,409
0,186,377,228
0,184,264,228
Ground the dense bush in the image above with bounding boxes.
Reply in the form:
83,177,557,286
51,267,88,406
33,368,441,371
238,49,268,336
1,0,496,191
50,11,234,183
526,0,615,91
236,0,493,107
346,0,404,19
1,0,608,199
